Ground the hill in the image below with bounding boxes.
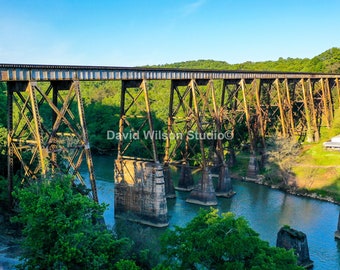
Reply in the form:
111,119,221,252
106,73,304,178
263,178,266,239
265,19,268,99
149,47,340,73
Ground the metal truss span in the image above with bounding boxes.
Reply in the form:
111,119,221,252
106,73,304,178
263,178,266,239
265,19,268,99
3,63,340,225
1,63,340,82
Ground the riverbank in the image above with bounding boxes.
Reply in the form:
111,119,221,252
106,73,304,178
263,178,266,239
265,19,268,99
229,141,340,206
232,173,340,206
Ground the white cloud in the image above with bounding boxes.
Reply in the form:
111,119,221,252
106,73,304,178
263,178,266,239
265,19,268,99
182,0,206,16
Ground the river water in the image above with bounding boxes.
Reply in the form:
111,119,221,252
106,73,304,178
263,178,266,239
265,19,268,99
82,155,340,270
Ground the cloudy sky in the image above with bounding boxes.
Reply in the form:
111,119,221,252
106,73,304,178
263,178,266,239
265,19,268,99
0,0,339,66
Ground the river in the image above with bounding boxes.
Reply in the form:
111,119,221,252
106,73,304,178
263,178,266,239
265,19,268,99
83,155,340,270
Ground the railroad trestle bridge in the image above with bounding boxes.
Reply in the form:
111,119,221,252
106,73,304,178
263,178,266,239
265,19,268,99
1,64,339,227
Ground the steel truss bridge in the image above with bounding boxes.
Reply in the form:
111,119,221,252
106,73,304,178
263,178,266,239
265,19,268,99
1,64,339,226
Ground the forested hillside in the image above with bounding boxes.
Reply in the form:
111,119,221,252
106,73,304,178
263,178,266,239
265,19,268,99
84,47,340,153
0,47,338,159
0,47,339,157
150,47,340,73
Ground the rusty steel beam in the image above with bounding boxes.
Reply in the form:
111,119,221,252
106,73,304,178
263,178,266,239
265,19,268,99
117,79,159,162
4,63,340,215
1,64,340,82
7,80,98,203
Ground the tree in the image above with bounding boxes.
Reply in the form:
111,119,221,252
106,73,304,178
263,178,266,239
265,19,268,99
12,174,132,269
159,209,303,270
265,137,301,186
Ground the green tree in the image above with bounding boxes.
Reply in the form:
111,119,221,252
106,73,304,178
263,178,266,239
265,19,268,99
159,209,303,270
12,174,132,269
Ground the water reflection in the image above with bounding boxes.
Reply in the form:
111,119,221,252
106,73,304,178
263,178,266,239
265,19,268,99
82,155,340,270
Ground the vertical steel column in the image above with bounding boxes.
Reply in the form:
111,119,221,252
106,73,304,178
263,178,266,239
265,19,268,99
142,80,158,163
164,80,174,165
29,82,47,175
325,78,333,123
255,79,266,148
166,80,194,192
164,80,176,198
74,81,98,202
320,78,331,128
190,80,206,167
7,84,14,208
336,78,340,109
240,79,254,153
186,79,217,206
284,79,295,136
301,79,314,142
51,85,58,169
117,81,126,160
184,85,193,164
212,80,235,197
220,80,238,166
114,79,168,227
275,79,287,137
307,79,319,142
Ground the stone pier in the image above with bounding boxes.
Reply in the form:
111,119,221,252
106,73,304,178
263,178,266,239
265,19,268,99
276,226,313,268
335,212,340,240
163,163,176,198
215,165,236,198
114,159,168,227
176,163,194,191
246,155,258,181
186,167,217,206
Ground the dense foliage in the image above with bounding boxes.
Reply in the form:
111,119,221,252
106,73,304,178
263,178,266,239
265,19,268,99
159,209,303,270
82,47,340,153
11,175,136,269
151,47,340,73
12,177,303,270
1,48,339,269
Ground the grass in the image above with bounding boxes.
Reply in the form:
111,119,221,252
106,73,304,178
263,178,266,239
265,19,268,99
222,110,340,203
229,125,340,202
290,109,340,201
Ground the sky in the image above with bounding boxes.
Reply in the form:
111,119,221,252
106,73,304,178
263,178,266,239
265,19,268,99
0,0,339,66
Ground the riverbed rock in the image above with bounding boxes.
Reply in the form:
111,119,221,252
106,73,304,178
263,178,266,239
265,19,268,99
335,212,340,240
276,226,313,268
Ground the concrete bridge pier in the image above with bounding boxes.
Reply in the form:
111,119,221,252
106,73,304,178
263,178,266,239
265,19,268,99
186,166,217,206
114,79,169,227
163,162,176,198
176,162,194,191
246,155,259,181
215,164,235,197
114,159,169,227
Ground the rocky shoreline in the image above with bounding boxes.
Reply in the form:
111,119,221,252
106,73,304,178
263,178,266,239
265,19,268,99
235,174,340,205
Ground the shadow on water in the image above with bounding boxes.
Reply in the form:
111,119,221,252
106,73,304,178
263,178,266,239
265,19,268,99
82,155,340,270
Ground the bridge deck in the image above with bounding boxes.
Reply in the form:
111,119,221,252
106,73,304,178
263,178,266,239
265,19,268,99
1,64,339,81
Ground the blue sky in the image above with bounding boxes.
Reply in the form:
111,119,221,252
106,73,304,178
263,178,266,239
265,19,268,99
0,0,339,66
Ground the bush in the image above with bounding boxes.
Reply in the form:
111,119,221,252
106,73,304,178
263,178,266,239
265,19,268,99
158,209,303,270
12,174,132,269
